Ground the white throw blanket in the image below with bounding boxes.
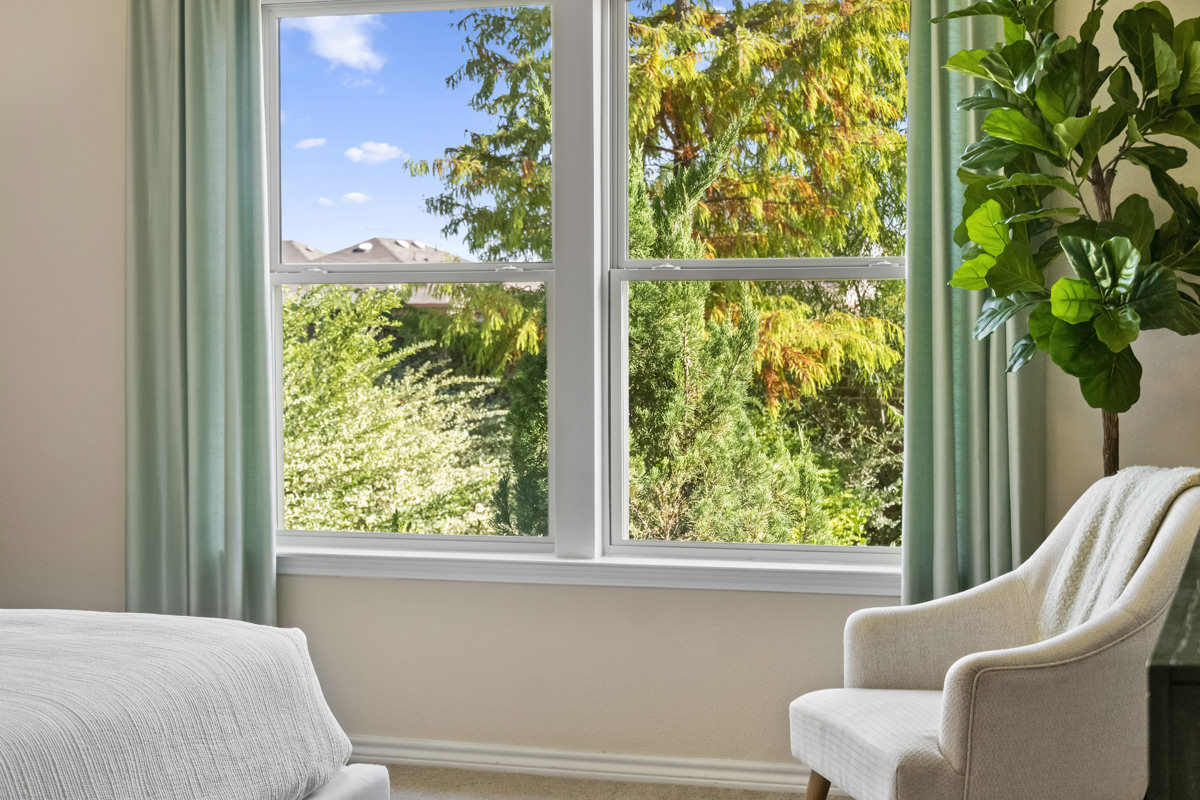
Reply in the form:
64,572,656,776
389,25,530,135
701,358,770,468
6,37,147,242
1037,465,1200,640
0,610,352,800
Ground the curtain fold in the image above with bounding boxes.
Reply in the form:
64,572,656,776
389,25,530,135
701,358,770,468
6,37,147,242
126,0,274,624
902,1,1047,604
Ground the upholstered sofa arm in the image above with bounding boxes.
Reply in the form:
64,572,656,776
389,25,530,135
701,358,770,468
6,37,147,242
938,607,1164,794
844,571,1034,691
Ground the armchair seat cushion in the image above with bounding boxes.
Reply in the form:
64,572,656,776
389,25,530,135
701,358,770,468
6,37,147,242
790,688,962,800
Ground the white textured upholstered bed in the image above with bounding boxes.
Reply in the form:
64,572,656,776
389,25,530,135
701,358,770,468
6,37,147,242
0,610,390,800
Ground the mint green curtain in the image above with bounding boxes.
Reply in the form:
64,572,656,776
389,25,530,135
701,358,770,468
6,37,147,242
902,1,1046,604
126,0,274,624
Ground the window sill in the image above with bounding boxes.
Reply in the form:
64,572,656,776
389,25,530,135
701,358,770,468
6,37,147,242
276,543,901,596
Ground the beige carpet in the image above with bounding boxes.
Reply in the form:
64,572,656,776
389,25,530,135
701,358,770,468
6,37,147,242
387,765,803,799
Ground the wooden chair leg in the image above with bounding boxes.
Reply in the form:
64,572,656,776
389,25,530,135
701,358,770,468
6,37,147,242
804,770,832,800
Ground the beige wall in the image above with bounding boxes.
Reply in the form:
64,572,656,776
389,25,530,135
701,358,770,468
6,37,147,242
2,0,1200,768
0,0,126,611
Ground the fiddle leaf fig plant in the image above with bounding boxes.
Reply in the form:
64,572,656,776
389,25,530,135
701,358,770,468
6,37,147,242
935,0,1200,476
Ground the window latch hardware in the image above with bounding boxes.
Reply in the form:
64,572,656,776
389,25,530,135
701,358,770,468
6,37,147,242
869,261,895,268
302,267,327,274
495,264,525,272
650,262,681,270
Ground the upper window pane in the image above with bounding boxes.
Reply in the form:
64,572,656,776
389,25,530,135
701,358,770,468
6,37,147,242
626,0,908,260
278,7,552,264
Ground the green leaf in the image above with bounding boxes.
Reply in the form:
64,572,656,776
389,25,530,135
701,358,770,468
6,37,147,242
1038,67,1084,123
951,253,995,290
983,109,1057,156
933,1,1022,24
982,41,1033,92
1094,306,1142,351
1175,18,1200,57
989,173,1079,195
1107,66,1138,111
1053,111,1095,158
1060,236,1104,288
1029,302,1056,350
1115,5,1174,92
1003,16,1026,45
1050,319,1112,377
1128,262,1182,329
1169,295,1200,335
1150,167,1200,228
1019,0,1057,35
1178,42,1200,102
1114,190,1155,261
1081,8,1104,44
1154,33,1181,97
1100,237,1141,295
1005,207,1080,225
1075,106,1128,177
945,49,994,81
1051,277,1103,323
1128,143,1189,170
1079,348,1143,412
973,291,1046,339
1151,109,1200,146
965,200,1010,256
961,136,1024,171
1007,333,1039,372
987,241,1044,296
958,84,1021,112
1016,34,1059,94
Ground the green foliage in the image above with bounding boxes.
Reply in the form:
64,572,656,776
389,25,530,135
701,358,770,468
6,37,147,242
411,0,908,261
936,0,1200,415
405,7,552,261
627,280,830,542
388,2,909,544
489,347,549,536
282,286,508,534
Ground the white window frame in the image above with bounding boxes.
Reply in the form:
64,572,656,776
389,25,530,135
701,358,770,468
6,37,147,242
265,0,902,596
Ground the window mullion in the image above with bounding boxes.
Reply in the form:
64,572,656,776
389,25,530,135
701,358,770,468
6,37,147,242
549,0,604,559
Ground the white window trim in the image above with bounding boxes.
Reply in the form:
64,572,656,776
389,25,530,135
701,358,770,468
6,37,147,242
265,0,904,596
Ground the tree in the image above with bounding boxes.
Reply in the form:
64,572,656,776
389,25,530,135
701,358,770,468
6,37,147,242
282,286,508,534
629,0,908,258
406,1,910,543
409,0,909,261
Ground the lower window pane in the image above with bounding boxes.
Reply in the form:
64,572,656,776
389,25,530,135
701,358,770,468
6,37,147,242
626,279,904,546
282,282,548,536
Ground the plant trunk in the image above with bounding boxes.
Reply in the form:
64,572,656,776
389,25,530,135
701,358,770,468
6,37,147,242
1091,163,1119,477
1103,410,1119,477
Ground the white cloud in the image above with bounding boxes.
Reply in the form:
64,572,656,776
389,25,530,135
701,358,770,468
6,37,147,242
317,197,334,207
281,15,385,72
341,192,371,204
345,141,404,164
295,137,326,150
341,76,381,90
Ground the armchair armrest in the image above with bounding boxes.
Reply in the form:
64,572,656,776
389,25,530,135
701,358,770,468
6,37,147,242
845,570,1034,690
938,607,1163,795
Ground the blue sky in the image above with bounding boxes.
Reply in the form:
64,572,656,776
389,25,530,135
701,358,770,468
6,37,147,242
280,12,513,258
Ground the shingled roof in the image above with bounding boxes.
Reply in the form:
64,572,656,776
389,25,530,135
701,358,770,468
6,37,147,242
314,238,464,265
281,240,326,262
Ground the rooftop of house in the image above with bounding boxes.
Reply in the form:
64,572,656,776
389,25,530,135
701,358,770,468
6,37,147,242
292,237,465,265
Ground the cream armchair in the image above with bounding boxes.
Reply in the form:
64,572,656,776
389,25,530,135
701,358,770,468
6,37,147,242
790,478,1200,800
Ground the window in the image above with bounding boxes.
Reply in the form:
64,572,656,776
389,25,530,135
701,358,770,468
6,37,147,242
265,0,907,592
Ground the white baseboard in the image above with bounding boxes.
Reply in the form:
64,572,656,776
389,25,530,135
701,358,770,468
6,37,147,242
351,735,850,796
